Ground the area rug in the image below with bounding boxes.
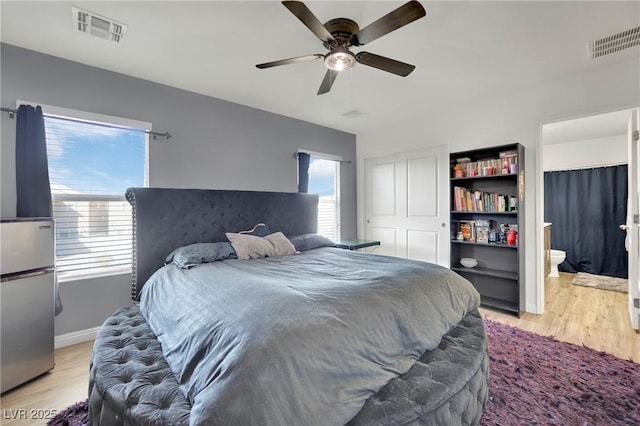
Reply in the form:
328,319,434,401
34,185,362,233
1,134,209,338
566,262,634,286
480,320,639,425
571,271,628,293
47,321,640,426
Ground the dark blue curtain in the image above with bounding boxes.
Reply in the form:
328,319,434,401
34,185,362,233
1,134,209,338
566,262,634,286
544,165,628,278
297,152,310,193
15,105,62,315
16,105,52,218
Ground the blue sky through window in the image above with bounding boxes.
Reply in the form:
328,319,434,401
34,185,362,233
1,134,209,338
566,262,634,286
307,158,337,196
45,116,146,195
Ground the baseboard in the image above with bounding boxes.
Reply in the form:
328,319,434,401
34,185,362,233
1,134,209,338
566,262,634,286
526,302,542,315
55,326,100,349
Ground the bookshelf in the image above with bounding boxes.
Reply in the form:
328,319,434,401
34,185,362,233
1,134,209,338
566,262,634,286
450,143,525,316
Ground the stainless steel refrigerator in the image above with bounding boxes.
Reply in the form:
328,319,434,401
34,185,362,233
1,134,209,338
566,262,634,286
1,218,55,393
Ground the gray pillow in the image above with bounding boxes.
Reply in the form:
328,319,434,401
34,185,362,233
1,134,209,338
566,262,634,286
239,223,271,237
226,232,296,260
289,233,335,252
165,242,237,269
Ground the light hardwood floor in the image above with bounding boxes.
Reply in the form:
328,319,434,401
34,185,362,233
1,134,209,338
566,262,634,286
481,271,639,362
1,272,638,425
1,341,93,425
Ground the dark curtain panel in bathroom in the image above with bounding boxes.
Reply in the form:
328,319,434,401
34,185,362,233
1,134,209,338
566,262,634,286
544,165,628,278
297,152,310,193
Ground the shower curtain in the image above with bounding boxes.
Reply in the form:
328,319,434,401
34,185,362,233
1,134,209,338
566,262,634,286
544,165,628,279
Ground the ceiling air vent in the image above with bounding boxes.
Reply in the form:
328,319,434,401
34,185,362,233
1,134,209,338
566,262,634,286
588,26,640,59
72,7,127,43
342,109,367,119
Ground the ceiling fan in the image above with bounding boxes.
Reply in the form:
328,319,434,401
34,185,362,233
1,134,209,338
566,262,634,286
256,1,426,95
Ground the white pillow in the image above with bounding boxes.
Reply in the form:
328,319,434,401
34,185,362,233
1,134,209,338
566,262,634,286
264,232,297,257
225,232,296,260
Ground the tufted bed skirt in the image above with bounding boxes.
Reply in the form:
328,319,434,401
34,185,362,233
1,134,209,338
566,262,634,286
88,304,489,426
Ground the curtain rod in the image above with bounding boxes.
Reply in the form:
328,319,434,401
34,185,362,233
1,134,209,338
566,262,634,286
544,162,627,172
294,152,352,164
1,107,16,118
1,106,172,140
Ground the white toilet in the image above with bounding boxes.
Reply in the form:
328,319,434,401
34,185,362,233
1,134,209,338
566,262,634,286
549,249,566,278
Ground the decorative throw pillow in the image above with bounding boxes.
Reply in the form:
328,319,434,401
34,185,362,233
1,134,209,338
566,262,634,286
239,223,271,237
165,242,237,269
264,232,297,256
226,232,296,260
288,233,335,252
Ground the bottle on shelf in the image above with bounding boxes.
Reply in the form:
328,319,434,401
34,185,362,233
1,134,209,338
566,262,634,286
502,157,509,174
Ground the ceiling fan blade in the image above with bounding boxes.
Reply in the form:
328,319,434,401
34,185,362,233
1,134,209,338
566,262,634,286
256,54,324,69
356,52,416,77
317,69,338,95
282,1,336,43
352,1,426,46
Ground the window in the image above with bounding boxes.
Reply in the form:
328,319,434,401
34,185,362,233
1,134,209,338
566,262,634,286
307,156,341,241
39,105,149,280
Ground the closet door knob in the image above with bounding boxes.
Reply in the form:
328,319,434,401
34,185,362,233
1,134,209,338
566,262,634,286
619,224,629,231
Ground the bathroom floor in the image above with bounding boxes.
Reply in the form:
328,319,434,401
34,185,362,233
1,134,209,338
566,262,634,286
480,271,639,362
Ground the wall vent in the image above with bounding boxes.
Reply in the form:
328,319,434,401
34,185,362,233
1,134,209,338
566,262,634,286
72,7,127,43
588,26,640,59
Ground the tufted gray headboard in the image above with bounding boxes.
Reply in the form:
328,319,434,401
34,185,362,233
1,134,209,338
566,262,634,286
125,187,319,300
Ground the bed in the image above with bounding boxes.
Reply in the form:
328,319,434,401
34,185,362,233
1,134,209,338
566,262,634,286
89,187,489,425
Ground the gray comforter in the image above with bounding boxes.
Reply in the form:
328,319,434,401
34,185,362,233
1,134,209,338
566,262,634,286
139,247,480,426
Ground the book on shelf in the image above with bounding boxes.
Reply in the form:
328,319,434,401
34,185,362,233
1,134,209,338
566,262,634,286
452,186,517,212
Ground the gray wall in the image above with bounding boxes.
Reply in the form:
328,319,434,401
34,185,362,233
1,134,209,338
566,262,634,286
1,43,356,336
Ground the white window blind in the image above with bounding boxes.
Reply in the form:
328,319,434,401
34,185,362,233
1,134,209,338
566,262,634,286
307,157,341,241
43,113,148,280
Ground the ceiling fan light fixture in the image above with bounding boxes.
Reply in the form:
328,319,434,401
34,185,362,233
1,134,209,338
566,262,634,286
324,46,356,72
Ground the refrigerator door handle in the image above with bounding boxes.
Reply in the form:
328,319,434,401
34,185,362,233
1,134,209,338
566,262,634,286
1,267,55,282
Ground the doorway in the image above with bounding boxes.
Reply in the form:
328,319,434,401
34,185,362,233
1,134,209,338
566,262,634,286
540,108,634,321
490,107,640,358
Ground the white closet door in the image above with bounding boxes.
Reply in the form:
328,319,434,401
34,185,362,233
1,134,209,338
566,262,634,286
364,145,449,266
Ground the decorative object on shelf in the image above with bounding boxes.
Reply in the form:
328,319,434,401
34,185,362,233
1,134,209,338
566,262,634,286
499,223,509,244
452,150,519,179
476,220,491,244
460,258,478,268
459,220,476,242
499,150,518,175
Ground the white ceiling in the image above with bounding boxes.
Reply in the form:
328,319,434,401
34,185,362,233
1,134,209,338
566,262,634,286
1,1,639,135
543,109,632,145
